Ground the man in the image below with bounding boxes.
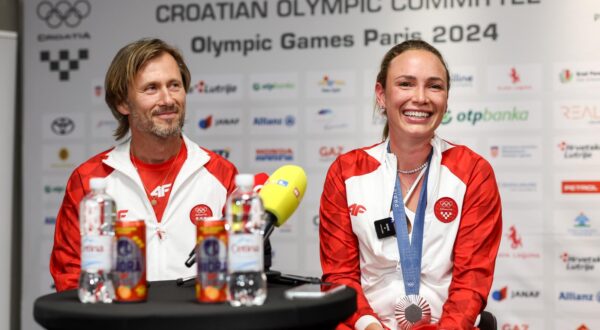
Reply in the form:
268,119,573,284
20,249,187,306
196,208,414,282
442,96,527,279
50,38,238,291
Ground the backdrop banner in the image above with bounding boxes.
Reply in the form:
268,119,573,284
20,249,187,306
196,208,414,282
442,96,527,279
23,1,600,329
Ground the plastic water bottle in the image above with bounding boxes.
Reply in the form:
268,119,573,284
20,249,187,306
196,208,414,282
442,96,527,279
78,178,116,303
226,174,267,307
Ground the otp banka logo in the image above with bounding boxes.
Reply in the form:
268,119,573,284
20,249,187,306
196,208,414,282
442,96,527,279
37,0,91,29
441,106,529,126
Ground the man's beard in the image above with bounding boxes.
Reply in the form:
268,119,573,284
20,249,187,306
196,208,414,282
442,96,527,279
131,106,185,139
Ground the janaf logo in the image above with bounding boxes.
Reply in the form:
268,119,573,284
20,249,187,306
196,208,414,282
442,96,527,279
51,117,75,135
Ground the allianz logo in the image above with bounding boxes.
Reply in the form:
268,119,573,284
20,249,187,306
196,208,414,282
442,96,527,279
558,291,600,302
442,106,529,126
253,115,295,127
450,73,474,83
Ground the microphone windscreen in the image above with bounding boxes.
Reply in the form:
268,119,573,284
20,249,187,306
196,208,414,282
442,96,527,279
259,165,306,227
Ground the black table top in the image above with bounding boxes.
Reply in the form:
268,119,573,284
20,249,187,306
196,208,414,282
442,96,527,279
34,280,356,330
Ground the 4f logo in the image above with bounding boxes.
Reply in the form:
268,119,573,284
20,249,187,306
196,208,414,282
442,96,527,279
150,184,172,198
348,203,366,216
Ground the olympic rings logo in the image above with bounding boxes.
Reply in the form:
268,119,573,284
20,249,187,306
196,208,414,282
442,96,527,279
440,200,453,208
36,0,91,29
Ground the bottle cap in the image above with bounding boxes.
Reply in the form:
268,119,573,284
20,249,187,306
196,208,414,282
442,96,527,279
89,178,106,190
235,174,254,189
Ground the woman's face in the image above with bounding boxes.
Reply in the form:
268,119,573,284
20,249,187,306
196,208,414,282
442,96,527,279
376,49,448,142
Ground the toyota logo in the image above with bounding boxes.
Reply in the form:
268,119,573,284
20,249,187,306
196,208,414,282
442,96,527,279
37,0,91,29
51,117,75,135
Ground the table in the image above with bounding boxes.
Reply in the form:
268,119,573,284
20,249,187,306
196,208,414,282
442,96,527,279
34,280,357,330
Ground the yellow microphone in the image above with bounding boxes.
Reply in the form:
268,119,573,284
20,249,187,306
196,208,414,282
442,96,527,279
259,165,307,239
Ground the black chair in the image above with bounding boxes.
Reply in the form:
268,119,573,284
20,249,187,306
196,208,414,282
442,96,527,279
479,311,497,330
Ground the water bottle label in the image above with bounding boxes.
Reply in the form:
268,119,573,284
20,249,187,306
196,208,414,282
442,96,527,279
81,235,112,272
228,233,263,272
82,202,101,235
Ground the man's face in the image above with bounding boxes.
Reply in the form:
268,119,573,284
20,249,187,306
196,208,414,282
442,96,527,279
117,52,186,139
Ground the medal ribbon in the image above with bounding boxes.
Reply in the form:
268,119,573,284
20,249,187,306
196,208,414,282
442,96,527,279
391,149,432,296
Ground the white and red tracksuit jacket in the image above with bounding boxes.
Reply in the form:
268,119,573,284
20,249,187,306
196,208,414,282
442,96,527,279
50,134,237,291
320,136,502,330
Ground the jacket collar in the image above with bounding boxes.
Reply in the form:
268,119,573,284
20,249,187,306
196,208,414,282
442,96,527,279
366,135,445,209
102,133,210,186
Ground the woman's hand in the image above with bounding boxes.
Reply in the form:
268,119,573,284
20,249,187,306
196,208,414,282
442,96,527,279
365,322,385,330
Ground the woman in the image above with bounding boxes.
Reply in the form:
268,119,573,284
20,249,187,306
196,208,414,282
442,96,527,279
319,40,502,330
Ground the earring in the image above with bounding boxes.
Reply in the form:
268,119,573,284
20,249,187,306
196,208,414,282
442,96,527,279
378,104,386,114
